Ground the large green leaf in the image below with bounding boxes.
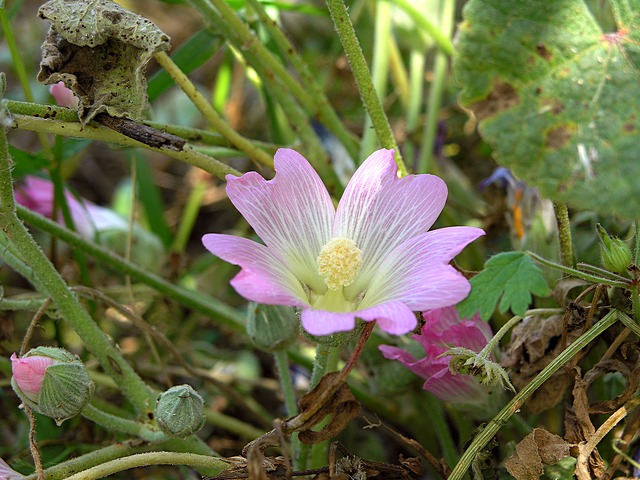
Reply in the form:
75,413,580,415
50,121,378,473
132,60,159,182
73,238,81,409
454,0,640,218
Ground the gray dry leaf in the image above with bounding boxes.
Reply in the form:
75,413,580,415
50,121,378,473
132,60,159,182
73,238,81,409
37,0,170,124
504,428,571,480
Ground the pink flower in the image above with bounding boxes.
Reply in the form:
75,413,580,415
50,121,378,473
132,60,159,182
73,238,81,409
202,148,484,336
10,353,55,401
49,81,79,108
379,306,493,403
0,458,24,480
15,176,128,239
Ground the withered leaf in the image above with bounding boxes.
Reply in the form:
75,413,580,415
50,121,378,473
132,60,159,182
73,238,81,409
296,372,360,445
38,0,170,124
504,428,571,480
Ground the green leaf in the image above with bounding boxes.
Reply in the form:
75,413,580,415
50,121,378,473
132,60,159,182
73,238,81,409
458,252,550,320
454,0,640,218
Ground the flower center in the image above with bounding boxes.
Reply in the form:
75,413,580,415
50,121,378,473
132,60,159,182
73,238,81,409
317,237,362,291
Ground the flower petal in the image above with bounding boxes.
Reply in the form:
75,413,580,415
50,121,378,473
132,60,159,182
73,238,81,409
301,308,356,335
202,234,308,306
356,301,417,335
422,368,485,403
224,149,334,291
0,458,24,480
360,226,485,310
334,149,448,291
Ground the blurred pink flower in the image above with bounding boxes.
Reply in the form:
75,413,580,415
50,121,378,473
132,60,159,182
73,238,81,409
49,81,79,108
203,148,484,336
10,353,55,401
0,458,24,480
379,306,493,403
15,176,128,239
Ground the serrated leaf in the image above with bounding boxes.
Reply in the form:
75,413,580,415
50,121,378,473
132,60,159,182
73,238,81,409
458,252,550,321
454,0,640,218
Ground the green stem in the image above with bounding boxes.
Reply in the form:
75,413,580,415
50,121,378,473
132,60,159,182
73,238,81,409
448,309,619,479
205,409,265,440
418,0,455,173
360,0,392,161
422,394,457,469
154,51,274,169
24,438,220,480
553,201,574,267
187,0,340,191
391,0,455,56
16,205,246,332
478,315,523,360
171,177,207,253
325,0,407,176
11,114,240,180
274,350,298,417
0,109,156,415
243,0,360,160
274,349,300,462
527,251,628,288
63,452,228,480
82,404,166,443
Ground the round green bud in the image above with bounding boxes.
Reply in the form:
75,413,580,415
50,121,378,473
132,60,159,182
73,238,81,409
597,224,632,274
246,302,299,352
11,346,95,425
156,385,205,438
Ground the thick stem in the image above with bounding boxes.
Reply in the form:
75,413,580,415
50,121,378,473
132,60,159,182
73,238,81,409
63,452,228,480
0,112,157,414
553,201,574,267
154,51,274,169
325,0,407,176
81,404,166,443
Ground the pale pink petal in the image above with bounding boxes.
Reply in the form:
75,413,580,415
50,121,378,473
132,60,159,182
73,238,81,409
355,301,417,335
378,345,423,376
0,458,24,480
360,226,485,310
300,309,356,335
10,353,54,395
334,149,448,291
14,177,56,217
422,368,485,403
203,234,308,306
224,149,334,292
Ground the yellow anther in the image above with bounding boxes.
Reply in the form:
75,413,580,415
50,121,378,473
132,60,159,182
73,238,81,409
317,237,362,290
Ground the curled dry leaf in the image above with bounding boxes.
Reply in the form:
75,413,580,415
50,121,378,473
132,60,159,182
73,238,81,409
37,0,170,124
504,428,571,480
296,372,360,445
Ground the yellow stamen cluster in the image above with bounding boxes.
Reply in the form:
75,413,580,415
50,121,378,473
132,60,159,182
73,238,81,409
317,237,362,291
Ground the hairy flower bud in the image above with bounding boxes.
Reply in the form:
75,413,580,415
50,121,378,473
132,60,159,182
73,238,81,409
11,347,95,425
156,385,205,438
246,302,298,352
597,224,632,274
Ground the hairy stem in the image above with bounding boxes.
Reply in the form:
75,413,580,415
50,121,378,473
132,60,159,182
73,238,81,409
325,0,407,175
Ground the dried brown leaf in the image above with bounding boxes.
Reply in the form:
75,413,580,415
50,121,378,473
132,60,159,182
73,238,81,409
504,428,571,480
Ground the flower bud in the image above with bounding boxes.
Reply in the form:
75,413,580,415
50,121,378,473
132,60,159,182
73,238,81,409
11,347,95,425
49,81,79,108
156,385,205,438
246,302,299,352
597,224,632,274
